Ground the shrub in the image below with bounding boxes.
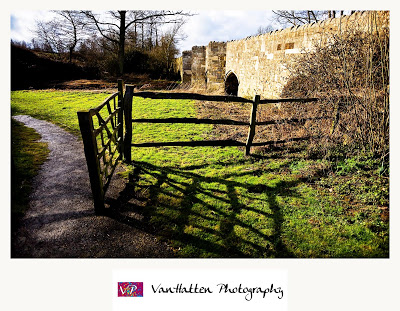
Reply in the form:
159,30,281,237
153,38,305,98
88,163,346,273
281,12,389,160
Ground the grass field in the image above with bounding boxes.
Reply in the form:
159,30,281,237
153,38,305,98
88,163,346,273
11,118,49,231
11,90,389,258
11,90,113,136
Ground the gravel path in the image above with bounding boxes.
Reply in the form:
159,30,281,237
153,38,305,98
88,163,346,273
12,115,173,258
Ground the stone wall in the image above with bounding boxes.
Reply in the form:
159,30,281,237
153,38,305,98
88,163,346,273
175,51,192,83
191,46,207,88
205,41,227,93
181,51,192,83
180,11,389,98
225,11,389,98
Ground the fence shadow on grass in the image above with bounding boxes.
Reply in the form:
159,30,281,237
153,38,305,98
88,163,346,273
106,155,308,258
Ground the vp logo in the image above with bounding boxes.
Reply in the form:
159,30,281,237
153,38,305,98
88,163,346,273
118,282,144,297
120,284,137,295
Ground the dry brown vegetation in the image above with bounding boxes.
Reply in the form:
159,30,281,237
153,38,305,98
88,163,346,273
282,12,389,160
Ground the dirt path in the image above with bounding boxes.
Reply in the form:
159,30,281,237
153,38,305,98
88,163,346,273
12,115,173,258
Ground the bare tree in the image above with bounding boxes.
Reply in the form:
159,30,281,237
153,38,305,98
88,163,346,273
83,10,192,75
54,11,87,62
155,22,187,76
271,10,328,27
34,19,63,53
34,10,87,62
255,25,275,35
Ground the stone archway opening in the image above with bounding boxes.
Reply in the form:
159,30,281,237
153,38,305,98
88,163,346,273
225,72,239,96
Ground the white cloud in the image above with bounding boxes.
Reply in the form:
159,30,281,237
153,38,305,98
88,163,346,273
179,10,274,52
10,10,55,43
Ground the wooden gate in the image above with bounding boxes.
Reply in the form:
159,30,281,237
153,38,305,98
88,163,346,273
77,80,125,214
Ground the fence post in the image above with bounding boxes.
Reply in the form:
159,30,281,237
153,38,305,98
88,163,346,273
123,85,134,163
245,94,260,156
117,79,125,156
77,110,105,214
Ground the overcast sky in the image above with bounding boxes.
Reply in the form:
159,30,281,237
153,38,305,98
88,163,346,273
10,10,278,54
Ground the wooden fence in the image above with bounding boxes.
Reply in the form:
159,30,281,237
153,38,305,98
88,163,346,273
78,80,317,212
125,91,318,158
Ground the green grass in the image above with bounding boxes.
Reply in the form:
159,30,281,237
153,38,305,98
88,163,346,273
11,118,49,230
11,90,113,136
11,90,389,258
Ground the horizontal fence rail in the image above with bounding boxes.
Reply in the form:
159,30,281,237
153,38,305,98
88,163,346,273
131,91,254,103
131,117,249,126
132,90,318,105
259,98,318,104
131,140,246,148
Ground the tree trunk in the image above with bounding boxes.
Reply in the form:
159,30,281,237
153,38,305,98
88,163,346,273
141,23,144,49
118,11,126,75
134,22,137,47
69,46,73,63
149,21,153,50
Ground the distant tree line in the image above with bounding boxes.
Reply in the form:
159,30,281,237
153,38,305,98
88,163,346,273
13,10,192,79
